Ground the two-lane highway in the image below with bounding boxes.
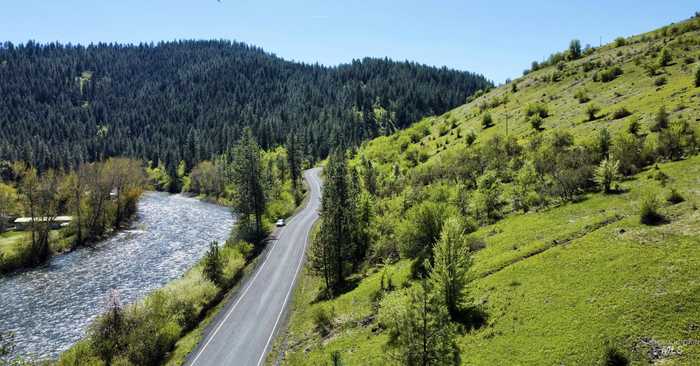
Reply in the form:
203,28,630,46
186,167,322,366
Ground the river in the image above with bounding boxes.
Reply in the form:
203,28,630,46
0,192,235,360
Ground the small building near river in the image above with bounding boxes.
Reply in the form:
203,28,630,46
14,216,73,231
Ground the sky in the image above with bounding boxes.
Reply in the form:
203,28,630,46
1,1,698,83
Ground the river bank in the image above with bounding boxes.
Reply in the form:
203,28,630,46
0,192,235,360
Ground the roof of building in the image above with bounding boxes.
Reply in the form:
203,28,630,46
14,216,73,223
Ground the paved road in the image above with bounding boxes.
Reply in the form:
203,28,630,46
186,167,322,366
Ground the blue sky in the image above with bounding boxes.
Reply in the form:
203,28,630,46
1,1,697,82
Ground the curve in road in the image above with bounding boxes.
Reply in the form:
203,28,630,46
186,167,322,366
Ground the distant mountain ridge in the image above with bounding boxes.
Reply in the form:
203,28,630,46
0,40,491,172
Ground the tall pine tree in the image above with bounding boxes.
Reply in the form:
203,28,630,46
285,133,303,204
231,128,267,242
309,149,354,294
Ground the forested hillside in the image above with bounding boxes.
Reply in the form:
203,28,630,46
276,15,700,365
0,40,490,174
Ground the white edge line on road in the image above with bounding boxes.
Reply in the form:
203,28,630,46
188,182,310,366
189,170,318,365
255,176,319,366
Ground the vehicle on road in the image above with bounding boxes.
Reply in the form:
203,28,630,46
275,218,285,227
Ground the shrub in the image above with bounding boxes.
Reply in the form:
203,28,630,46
330,351,343,366
594,159,621,193
529,114,544,131
582,61,597,72
465,130,477,146
654,76,667,86
658,48,672,67
481,111,494,129
695,66,700,87
585,104,601,121
397,202,457,259
471,171,506,224
640,193,664,225
644,62,660,77
611,133,643,175
525,103,549,118
574,89,590,103
313,306,335,337
603,346,629,366
597,66,623,82
613,37,627,48
611,107,631,120
666,188,685,204
650,106,669,132
438,124,449,136
627,119,640,135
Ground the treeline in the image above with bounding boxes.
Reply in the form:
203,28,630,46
180,128,303,239
0,40,491,176
0,158,145,273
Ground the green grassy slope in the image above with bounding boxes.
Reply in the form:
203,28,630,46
275,16,700,366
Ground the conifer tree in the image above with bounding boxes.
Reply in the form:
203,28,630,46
379,280,460,365
429,217,472,319
285,133,303,202
203,241,224,286
231,128,267,241
360,155,378,196
309,150,353,294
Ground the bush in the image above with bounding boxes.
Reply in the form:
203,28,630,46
658,48,672,67
603,346,629,366
481,111,494,129
613,37,627,48
465,130,477,146
644,62,660,77
525,103,549,118
650,106,669,132
666,188,685,204
529,115,544,131
695,66,700,87
471,171,506,224
397,202,457,259
313,306,335,337
574,89,590,103
594,159,621,193
640,193,664,225
627,119,640,135
597,66,623,82
586,104,601,121
654,76,667,87
611,107,631,120
582,60,597,72
611,133,643,175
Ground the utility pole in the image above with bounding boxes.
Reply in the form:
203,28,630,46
505,106,509,137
